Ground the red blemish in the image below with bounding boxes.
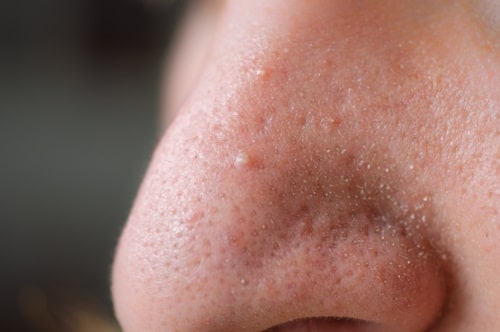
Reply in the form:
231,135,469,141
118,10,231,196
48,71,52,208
266,280,277,296
320,116,342,132
226,224,248,249
187,211,205,229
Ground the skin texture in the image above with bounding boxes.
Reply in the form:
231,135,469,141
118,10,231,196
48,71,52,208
112,1,500,331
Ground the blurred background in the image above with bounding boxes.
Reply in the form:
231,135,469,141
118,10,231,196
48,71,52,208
1,0,189,330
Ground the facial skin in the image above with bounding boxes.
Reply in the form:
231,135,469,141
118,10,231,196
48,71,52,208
112,1,499,331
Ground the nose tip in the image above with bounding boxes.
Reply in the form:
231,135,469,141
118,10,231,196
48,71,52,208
112,103,447,331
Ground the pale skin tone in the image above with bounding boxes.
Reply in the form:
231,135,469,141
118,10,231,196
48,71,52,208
112,1,500,331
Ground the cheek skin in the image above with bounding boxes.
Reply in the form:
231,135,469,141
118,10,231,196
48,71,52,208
112,1,500,331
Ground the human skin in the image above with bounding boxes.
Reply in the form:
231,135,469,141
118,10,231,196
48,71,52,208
112,1,499,331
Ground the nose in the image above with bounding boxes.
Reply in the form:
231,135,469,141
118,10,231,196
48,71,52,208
112,1,449,331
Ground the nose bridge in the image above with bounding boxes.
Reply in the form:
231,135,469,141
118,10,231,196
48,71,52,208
173,3,340,157
195,0,351,100
178,0,412,155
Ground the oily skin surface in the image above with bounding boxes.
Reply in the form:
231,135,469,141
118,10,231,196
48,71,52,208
112,1,500,331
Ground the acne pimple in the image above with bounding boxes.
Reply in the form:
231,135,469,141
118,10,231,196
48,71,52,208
255,68,265,76
234,151,250,167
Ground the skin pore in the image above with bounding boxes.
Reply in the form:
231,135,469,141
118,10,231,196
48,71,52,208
112,1,499,331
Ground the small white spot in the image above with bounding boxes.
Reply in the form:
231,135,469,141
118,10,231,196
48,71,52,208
234,151,250,167
255,68,265,76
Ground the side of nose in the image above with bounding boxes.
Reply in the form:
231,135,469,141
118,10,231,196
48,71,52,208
112,1,449,331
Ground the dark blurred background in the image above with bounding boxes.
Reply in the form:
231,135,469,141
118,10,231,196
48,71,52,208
1,1,189,331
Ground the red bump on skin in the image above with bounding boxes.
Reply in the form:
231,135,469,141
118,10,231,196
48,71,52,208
187,211,204,229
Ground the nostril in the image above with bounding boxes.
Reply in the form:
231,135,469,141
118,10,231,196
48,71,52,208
264,316,374,332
